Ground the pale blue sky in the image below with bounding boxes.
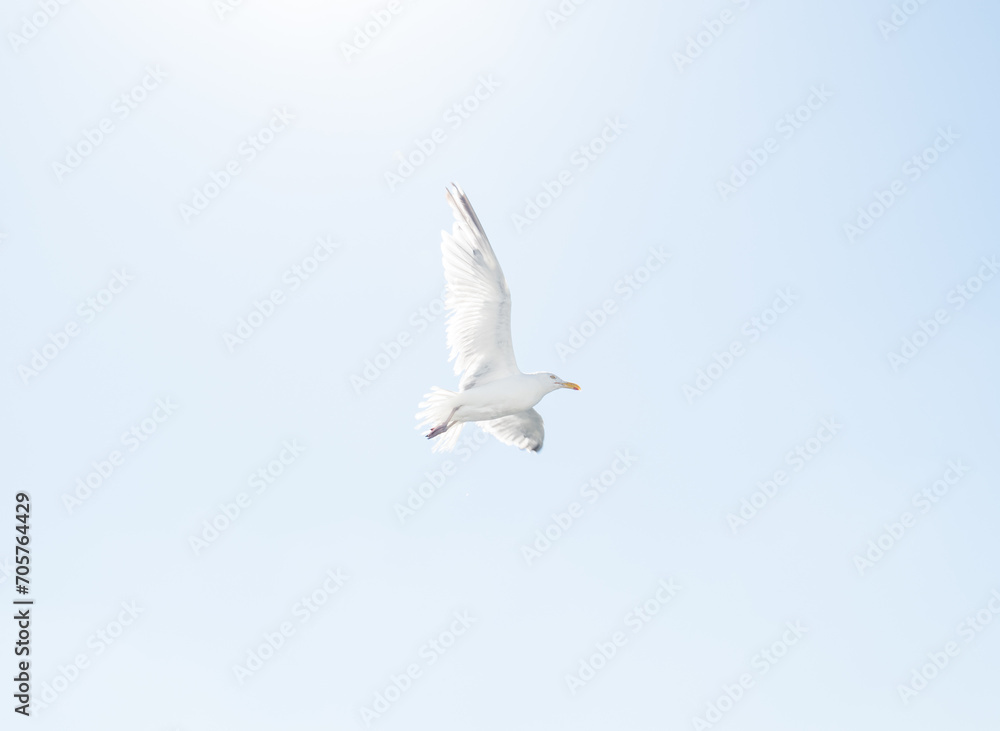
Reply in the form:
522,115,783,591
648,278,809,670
2,0,999,729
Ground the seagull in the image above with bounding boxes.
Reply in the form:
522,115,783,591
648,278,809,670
417,184,580,453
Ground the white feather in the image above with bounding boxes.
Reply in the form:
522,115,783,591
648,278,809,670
441,184,520,392
479,409,545,453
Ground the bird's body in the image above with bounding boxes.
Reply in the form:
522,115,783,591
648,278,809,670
455,374,554,418
429,373,560,423
417,185,580,453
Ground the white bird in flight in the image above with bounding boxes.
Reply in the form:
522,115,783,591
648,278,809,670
417,184,580,453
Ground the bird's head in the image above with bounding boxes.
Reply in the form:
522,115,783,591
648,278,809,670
539,372,581,392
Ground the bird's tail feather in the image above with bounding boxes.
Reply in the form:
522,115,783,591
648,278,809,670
416,387,464,453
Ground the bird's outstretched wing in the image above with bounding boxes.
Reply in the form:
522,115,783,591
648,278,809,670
479,409,544,453
441,183,519,391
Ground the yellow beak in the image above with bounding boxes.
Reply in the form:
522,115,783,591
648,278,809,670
561,381,581,391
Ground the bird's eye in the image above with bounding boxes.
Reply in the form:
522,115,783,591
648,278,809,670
550,375,555,379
